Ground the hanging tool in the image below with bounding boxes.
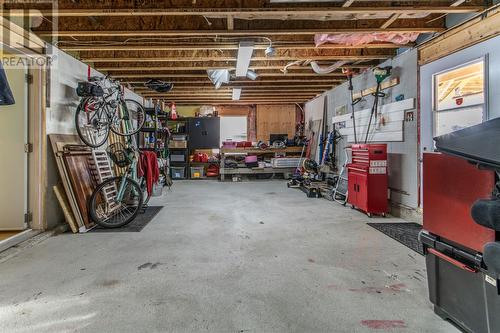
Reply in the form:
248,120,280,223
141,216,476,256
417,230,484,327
318,95,329,163
364,66,392,143
343,68,362,144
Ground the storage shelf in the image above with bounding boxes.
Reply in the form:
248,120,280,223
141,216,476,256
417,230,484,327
220,167,295,175
190,161,219,165
141,127,169,133
140,147,164,152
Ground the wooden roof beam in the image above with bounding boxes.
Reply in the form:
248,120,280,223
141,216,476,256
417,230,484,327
38,27,444,37
62,42,412,52
81,55,390,63
380,14,401,29
95,64,382,72
10,6,483,17
122,79,346,83
135,84,334,89
110,73,346,78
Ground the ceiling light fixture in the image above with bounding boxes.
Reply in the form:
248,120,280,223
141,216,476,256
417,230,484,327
265,45,276,57
246,70,258,80
236,41,255,77
232,88,242,101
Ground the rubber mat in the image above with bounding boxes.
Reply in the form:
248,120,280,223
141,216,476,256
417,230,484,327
367,222,424,255
89,206,163,232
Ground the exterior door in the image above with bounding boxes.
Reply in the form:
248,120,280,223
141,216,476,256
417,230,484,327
0,56,28,230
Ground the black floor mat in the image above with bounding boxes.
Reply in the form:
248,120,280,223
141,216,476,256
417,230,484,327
367,222,424,255
89,206,163,232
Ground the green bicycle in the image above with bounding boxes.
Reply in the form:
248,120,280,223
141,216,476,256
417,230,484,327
88,142,147,228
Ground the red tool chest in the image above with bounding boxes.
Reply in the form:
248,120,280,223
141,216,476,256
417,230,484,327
347,144,388,216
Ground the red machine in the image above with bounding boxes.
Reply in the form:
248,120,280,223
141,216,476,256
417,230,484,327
347,144,388,217
420,152,499,333
423,153,495,253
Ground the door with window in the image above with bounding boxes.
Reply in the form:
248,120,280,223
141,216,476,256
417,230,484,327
0,55,29,230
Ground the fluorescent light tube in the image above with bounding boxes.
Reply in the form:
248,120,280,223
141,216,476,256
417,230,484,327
232,88,242,101
236,42,254,77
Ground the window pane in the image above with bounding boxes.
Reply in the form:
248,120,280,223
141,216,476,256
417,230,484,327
435,106,484,137
434,59,485,111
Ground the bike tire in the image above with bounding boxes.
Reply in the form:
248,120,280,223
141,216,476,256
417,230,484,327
75,96,110,148
110,99,146,137
89,176,143,228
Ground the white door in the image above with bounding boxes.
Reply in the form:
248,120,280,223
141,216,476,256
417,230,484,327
0,56,28,230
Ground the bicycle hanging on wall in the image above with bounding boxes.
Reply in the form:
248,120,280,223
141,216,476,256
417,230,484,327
74,76,152,228
75,76,146,148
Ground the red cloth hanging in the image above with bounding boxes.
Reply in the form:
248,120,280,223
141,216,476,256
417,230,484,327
137,151,160,196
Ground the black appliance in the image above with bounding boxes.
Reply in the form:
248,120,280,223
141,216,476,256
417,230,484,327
188,117,220,149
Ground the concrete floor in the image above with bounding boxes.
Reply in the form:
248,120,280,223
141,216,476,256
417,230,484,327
0,180,457,333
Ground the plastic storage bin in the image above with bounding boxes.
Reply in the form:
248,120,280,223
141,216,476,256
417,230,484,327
171,167,185,179
190,166,205,179
170,152,186,162
168,141,187,149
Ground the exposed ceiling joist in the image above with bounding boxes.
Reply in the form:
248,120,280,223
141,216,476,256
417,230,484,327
60,43,412,52
125,79,344,84
38,27,444,37
111,73,346,78
81,55,384,63
135,87,332,91
10,6,482,18
380,14,401,29
96,64,377,72
171,101,310,105
451,0,467,6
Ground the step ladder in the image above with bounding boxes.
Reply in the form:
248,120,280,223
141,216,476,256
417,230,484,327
89,150,120,217
333,148,352,205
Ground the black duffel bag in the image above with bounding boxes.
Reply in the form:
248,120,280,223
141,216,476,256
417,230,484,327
76,81,104,97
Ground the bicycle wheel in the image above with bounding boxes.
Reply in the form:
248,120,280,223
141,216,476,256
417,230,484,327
110,99,146,136
89,176,143,228
75,96,110,148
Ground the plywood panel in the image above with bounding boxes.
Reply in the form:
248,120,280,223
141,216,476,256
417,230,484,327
256,104,296,142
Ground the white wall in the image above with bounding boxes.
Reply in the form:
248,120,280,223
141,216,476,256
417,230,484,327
420,35,500,154
419,35,500,208
305,49,419,209
47,49,146,135
45,48,147,228
220,116,247,146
